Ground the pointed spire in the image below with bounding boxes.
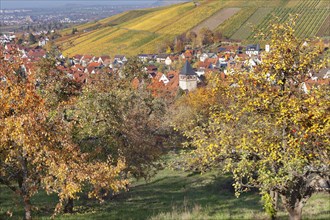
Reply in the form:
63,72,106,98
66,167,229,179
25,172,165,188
180,60,196,76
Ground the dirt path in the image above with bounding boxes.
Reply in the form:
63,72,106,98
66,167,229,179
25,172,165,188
192,7,241,33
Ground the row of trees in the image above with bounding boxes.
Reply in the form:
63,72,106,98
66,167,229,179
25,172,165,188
158,27,222,53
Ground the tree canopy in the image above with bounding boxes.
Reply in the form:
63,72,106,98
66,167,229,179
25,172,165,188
74,63,167,180
0,49,127,219
173,19,329,220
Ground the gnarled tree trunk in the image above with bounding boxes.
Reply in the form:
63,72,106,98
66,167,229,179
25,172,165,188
280,183,312,220
23,196,32,220
64,198,74,213
282,197,304,220
19,151,33,220
270,190,279,220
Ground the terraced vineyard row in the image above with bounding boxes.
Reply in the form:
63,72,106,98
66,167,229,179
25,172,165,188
216,7,257,39
251,0,329,40
295,9,328,37
231,7,273,40
297,0,321,8
316,0,330,8
156,1,225,35
317,15,330,37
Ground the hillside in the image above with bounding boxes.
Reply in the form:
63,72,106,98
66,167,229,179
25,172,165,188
2,153,329,219
58,0,330,57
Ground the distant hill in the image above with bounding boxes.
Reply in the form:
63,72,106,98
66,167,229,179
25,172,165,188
58,0,330,57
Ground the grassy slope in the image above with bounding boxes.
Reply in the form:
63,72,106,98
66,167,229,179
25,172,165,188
1,153,330,220
58,0,330,57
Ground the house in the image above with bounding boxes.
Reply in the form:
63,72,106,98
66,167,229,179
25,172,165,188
148,71,180,98
159,74,170,85
138,54,149,62
165,56,172,66
27,49,46,61
196,59,213,70
102,59,112,67
145,65,158,74
73,70,87,83
72,54,83,64
246,44,260,56
196,68,205,76
4,44,15,51
207,53,217,59
114,55,127,64
73,64,84,71
80,55,94,67
138,54,155,62
17,45,27,54
87,62,102,68
38,37,49,47
156,54,168,63
199,53,209,62
181,50,193,60
207,58,219,69
97,55,110,64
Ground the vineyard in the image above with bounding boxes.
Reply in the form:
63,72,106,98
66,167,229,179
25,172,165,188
216,7,257,39
59,0,330,56
231,7,273,40
317,15,330,37
250,0,329,39
60,1,227,56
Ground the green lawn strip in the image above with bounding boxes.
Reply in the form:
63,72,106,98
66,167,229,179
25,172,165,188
1,164,329,220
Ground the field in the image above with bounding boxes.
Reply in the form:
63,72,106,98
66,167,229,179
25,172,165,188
1,153,329,220
192,8,241,33
58,0,330,57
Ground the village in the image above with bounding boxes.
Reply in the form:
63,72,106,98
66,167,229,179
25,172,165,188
2,35,329,99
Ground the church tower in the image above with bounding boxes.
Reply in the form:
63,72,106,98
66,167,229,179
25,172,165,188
179,60,197,91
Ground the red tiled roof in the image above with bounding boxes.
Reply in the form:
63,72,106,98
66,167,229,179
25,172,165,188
147,71,179,97
73,70,87,83
81,55,94,61
87,62,101,68
74,64,84,70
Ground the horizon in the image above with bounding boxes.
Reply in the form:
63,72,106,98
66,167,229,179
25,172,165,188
1,0,189,9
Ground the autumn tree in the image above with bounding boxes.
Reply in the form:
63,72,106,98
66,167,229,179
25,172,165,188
28,33,37,45
71,28,78,35
33,50,82,124
186,31,197,48
174,19,329,220
213,30,222,44
0,49,128,219
74,59,167,180
174,36,185,53
198,27,214,46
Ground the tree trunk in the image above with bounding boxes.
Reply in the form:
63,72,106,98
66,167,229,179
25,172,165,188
64,198,74,213
270,190,279,220
23,197,32,220
19,151,33,220
287,202,303,220
281,194,305,220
